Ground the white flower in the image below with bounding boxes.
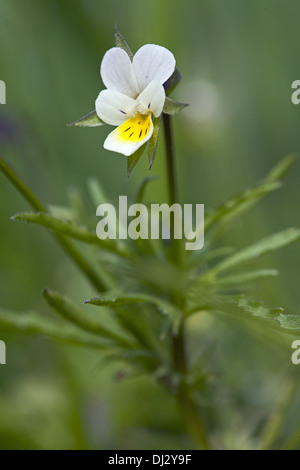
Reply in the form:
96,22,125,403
95,45,176,156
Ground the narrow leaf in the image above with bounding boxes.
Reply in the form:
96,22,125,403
85,292,182,333
88,177,110,207
205,182,281,233
67,110,105,128
201,155,296,241
43,288,132,348
265,154,297,183
206,228,300,278
11,211,130,258
85,292,175,316
0,308,112,349
215,269,279,286
0,156,107,292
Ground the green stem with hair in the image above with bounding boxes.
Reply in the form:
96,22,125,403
0,156,108,293
163,113,209,450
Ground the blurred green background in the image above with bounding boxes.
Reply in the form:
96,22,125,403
0,0,299,450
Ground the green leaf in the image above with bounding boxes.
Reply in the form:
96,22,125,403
164,68,182,95
0,155,107,292
236,297,300,333
204,155,296,240
85,292,174,315
114,24,134,61
265,154,297,183
85,292,182,334
277,314,300,330
205,228,300,279
67,110,105,128
163,97,188,115
11,211,130,258
205,181,281,234
0,308,112,349
43,288,133,348
215,269,279,286
87,177,111,207
148,117,161,170
127,143,147,177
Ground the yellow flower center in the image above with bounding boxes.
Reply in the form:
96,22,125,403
117,113,152,142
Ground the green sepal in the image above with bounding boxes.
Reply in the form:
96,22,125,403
114,24,134,61
127,143,147,177
163,97,188,115
67,110,105,127
148,117,161,170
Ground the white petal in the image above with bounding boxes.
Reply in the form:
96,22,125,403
101,47,139,98
95,89,137,126
137,80,165,118
104,114,153,156
133,44,176,91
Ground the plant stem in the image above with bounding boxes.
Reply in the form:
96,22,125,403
163,114,178,207
163,114,209,450
0,156,107,292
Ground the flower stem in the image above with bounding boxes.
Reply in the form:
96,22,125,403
163,114,178,207
162,114,209,450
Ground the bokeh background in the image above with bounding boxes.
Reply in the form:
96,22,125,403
0,0,299,450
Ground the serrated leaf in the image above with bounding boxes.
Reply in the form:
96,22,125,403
114,24,133,61
67,110,105,128
236,297,300,333
85,292,182,334
215,269,279,286
85,292,174,315
0,308,113,349
164,68,182,95
148,117,161,170
163,97,188,115
11,211,130,258
199,155,297,243
127,143,147,177
277,313,300,330
205,181,281,235
205,228,300,279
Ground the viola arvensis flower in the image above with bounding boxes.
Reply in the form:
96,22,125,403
95,45,176,156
